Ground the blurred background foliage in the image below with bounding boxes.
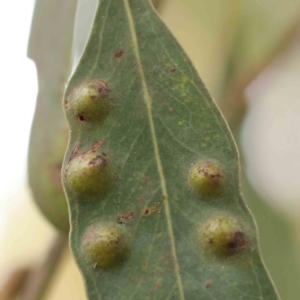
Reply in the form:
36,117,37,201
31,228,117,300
1,0,300,299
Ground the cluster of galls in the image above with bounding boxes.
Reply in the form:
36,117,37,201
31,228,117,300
65,80,247,270
189,160,247,256
65,81,130,269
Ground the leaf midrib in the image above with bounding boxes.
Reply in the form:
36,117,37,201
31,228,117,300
122,0,185,299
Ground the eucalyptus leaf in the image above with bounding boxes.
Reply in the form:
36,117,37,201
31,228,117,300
62,0,280,299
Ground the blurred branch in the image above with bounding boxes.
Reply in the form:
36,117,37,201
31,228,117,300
0,268,30,300
221,13,300,124
19,234,67,300
217,0,243,100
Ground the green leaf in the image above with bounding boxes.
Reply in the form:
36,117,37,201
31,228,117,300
62,0,280,299
28,0,77,232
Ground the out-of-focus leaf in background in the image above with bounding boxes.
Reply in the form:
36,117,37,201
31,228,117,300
160,0,300,101
28,0,77,232
20,0,78,299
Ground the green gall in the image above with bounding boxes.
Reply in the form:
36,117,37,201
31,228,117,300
65,80,112,123
201,216,247,255
67,152,113,197
189,160,224,197
82,224,129,269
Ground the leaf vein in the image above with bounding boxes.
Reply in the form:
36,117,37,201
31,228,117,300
123,1,186,299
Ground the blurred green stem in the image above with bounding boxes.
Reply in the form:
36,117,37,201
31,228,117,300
19,234,67,300
220,12,300,122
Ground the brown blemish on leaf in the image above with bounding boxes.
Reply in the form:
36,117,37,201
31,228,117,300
143,177,149,183
205,283,211,290
114,50,125,59
138,197,144,202
227,232,247,251
117,211,134,225
143,208,150,215
97,80,110,97
141,206,161,216
90,139,104,152
90,95,97,101
140,202,161,216
64,101,71,110
200,162,222,179
156,284,162,290
89,154,108,167
170,68,176,73
64,141,80,177
162,195,167,200
141,207,156,216
70,141,80,159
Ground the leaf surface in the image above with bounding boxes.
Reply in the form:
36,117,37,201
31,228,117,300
63,0,280,299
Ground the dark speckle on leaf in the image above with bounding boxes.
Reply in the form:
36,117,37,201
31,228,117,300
114,50,125,58
227,232,247,251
